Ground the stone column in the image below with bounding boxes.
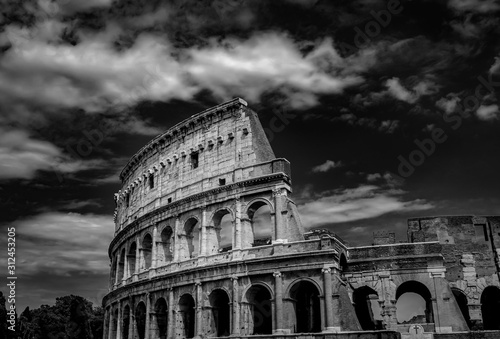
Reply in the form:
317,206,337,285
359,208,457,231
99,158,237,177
135,235,140,278
115,256,121,287
116,301,122,339
123,248,129,282
129,296,135,339
152,225,158,269
145,293,151,339
273,189,285,242
322,267,337,332
108,306,114,339
167,288,175,339
195,281,203,336
273,271,285,333
173,216,180,262
200,207,208,256
234,198,242,250
231,276,240,335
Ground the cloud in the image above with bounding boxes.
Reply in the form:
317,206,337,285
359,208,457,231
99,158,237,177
2,212,113,276
490,56,500,74
384,78,439,104
298,185,432,227
448,0,500,13
311,160,342,173
57,0,114,15
476,104,499,121
186,34,363,108
436,94,461,114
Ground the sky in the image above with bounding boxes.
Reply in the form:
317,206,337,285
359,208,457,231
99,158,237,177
0,0,500,313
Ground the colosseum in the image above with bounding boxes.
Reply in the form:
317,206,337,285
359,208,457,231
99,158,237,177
103,98,500,339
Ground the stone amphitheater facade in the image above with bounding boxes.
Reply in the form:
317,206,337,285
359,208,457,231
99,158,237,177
103,98,500,339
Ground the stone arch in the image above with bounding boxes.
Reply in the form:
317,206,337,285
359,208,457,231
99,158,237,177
353,286,382,330
339,253,348,272
243,198,274,248
209,208,234,254
128,242,137,276
154,297,168,339
241,283,273,335
288,279,321,333
208,288,231,336
395,280,434,324
179,217,200,260
135,301,147,339
179,294,196,339
112,308,119,339
122,304,130,339
111,257,118,286
142,233,153,270
159,226,173,265
451,288,471,329
481,286,500,330
117,249,125,282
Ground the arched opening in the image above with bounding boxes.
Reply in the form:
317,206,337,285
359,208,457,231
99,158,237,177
481,286,500,330
353,286,383,330
452,288,470,329
117,249,125,282
142,234,153,270
136,302,147,339
179,294,196,338
247,201,272,247
211,210,233,254
396,281,433,325
339,253,348,272
209,289,231,336
128,242,137,276
179,218,200,259
111,258,117,286
155,298,168,339
245,285,272,335
122,305,130,339
289,280,321,333
160,227,173,264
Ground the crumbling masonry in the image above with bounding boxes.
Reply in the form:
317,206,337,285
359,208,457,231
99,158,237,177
103,98,500,339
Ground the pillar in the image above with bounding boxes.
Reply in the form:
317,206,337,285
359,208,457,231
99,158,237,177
231,276,240,335
145,293,151,339
322,267,337,332
115,255,121,287
129,296,135,339
173,217,180,262
200,207,208,256
123,248,129,282
116,301,122,339
273,271,285,333
135,236,140,277
273,189,285,242
167,288,175,339
108,306,114,339
196,282,203,336
234,198,242,250
152,225,158,269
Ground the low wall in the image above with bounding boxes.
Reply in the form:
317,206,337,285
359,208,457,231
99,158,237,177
435,331,500,339
228,332,400,339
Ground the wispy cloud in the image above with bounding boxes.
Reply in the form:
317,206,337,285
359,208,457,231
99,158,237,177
298,185,432,228
476,104,499,121
311,160,342,173
448,0,500,13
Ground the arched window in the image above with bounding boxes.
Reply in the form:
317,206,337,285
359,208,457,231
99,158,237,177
396,281,434,325
179,294,196,338
112,308,118,338
136,302,147,339
160,227,173,265
128,242,137,276
452,288,470,329
122,305,130,339
245,285,272,335
154,298,168,339
142,234,153,269
180,218,199,259
353,286,382,330
245,201,273,248
481,286,500,330
209,289,231,336
210,210,233,254
289,280,321,333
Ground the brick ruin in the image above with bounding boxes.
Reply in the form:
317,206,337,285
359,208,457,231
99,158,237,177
102,98,500,339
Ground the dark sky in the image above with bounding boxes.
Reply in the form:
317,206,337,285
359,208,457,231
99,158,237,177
1,0,500,312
